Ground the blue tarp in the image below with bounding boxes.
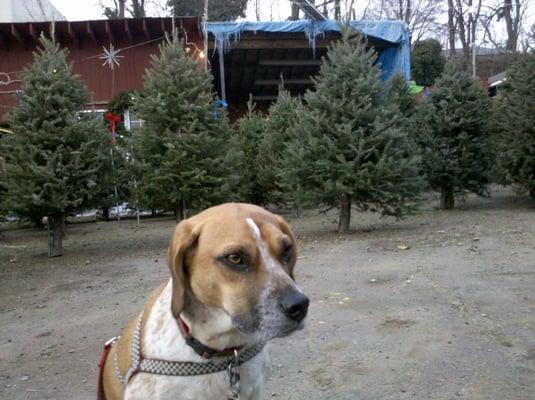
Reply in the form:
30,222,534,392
206,20,410,81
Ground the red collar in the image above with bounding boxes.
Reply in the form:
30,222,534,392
177,316,242,359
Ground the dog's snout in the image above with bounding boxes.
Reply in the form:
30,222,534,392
279,291,309,322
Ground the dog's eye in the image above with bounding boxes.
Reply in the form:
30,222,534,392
282,245,293,264
226,254,243,265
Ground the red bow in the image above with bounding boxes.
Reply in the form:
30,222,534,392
105,112,122,144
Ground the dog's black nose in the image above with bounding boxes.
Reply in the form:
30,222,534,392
280,291,309,322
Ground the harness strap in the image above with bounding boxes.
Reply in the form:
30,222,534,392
97,337,118,400
114,313,264,384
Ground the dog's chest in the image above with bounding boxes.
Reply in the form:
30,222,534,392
124,281,269,400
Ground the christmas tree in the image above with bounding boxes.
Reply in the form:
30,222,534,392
411,39,445,87
132,35,238,221
414,63,492,209
281,31,422,233
257,89,305,205
235,98,266,204
385,74,416,119
493,54,535,198
0,36,109,256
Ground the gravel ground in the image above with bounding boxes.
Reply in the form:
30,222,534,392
1,187,534,400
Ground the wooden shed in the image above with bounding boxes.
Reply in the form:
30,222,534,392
0,17,203,123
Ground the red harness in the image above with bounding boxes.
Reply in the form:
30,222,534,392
96,337,118,400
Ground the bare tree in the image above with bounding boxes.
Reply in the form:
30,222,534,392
100,0,127,18
364,0,444,43
522,22,535,52
130,0,146,17
447,0,456,57
479,0,527,52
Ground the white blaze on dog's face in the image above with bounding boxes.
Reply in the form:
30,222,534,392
167,203,309,343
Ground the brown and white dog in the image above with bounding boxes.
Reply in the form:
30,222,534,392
100,203,309,400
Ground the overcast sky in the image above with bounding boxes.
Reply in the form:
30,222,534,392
50,0,533,46
49,0,293,21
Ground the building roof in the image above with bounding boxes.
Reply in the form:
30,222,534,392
0,17,200,48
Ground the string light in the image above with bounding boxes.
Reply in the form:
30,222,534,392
0,72,21,95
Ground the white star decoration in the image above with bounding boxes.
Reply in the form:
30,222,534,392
99,44,124,70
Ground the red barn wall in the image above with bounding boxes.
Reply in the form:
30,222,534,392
0,18,203,123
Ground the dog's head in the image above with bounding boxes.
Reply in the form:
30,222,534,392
167,203,309,344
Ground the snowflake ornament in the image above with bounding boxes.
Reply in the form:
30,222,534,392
99,44,124,70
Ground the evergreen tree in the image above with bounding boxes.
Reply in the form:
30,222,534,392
411,39,445,87
414,63,492,209
281,32,422,233
385,74,416,118
257,89,305,205
94,90,141,221
90,141,130,221
132,36,238,221
493,54,535,199
0,37,108,256
235,98,266,204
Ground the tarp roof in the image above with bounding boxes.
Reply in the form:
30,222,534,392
206,20,410,81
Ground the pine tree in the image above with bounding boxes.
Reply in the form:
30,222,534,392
493,54,535,198
257,89,305,205
281,31,422,233
235,98,266,204
411,39,446,87
132,36,238,221
385,74,416,119
0,36,109,256
414,63,492,209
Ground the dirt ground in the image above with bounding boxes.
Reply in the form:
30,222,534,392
1,187,534,400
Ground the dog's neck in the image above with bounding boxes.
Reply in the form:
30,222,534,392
179,286,247,352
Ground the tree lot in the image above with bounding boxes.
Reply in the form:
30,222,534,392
1,32,533,255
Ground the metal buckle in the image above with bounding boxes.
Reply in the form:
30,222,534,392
105,336,119,347
226,349,241,399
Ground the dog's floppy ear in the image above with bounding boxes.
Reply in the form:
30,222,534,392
167,219,200,319
276,215,298,278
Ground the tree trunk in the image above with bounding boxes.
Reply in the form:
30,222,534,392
174,201,186,223
503,0,520,52
334,0,341,20
440,188,455,210
102,207,110,222
338,193,351,233
290,4,299,20
119,0,126,18
48,214,64,257
529,187,535,199
151,209,156,218
447,0,456,57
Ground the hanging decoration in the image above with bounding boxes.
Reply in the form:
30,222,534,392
99,44,124,70
105,112,122,145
